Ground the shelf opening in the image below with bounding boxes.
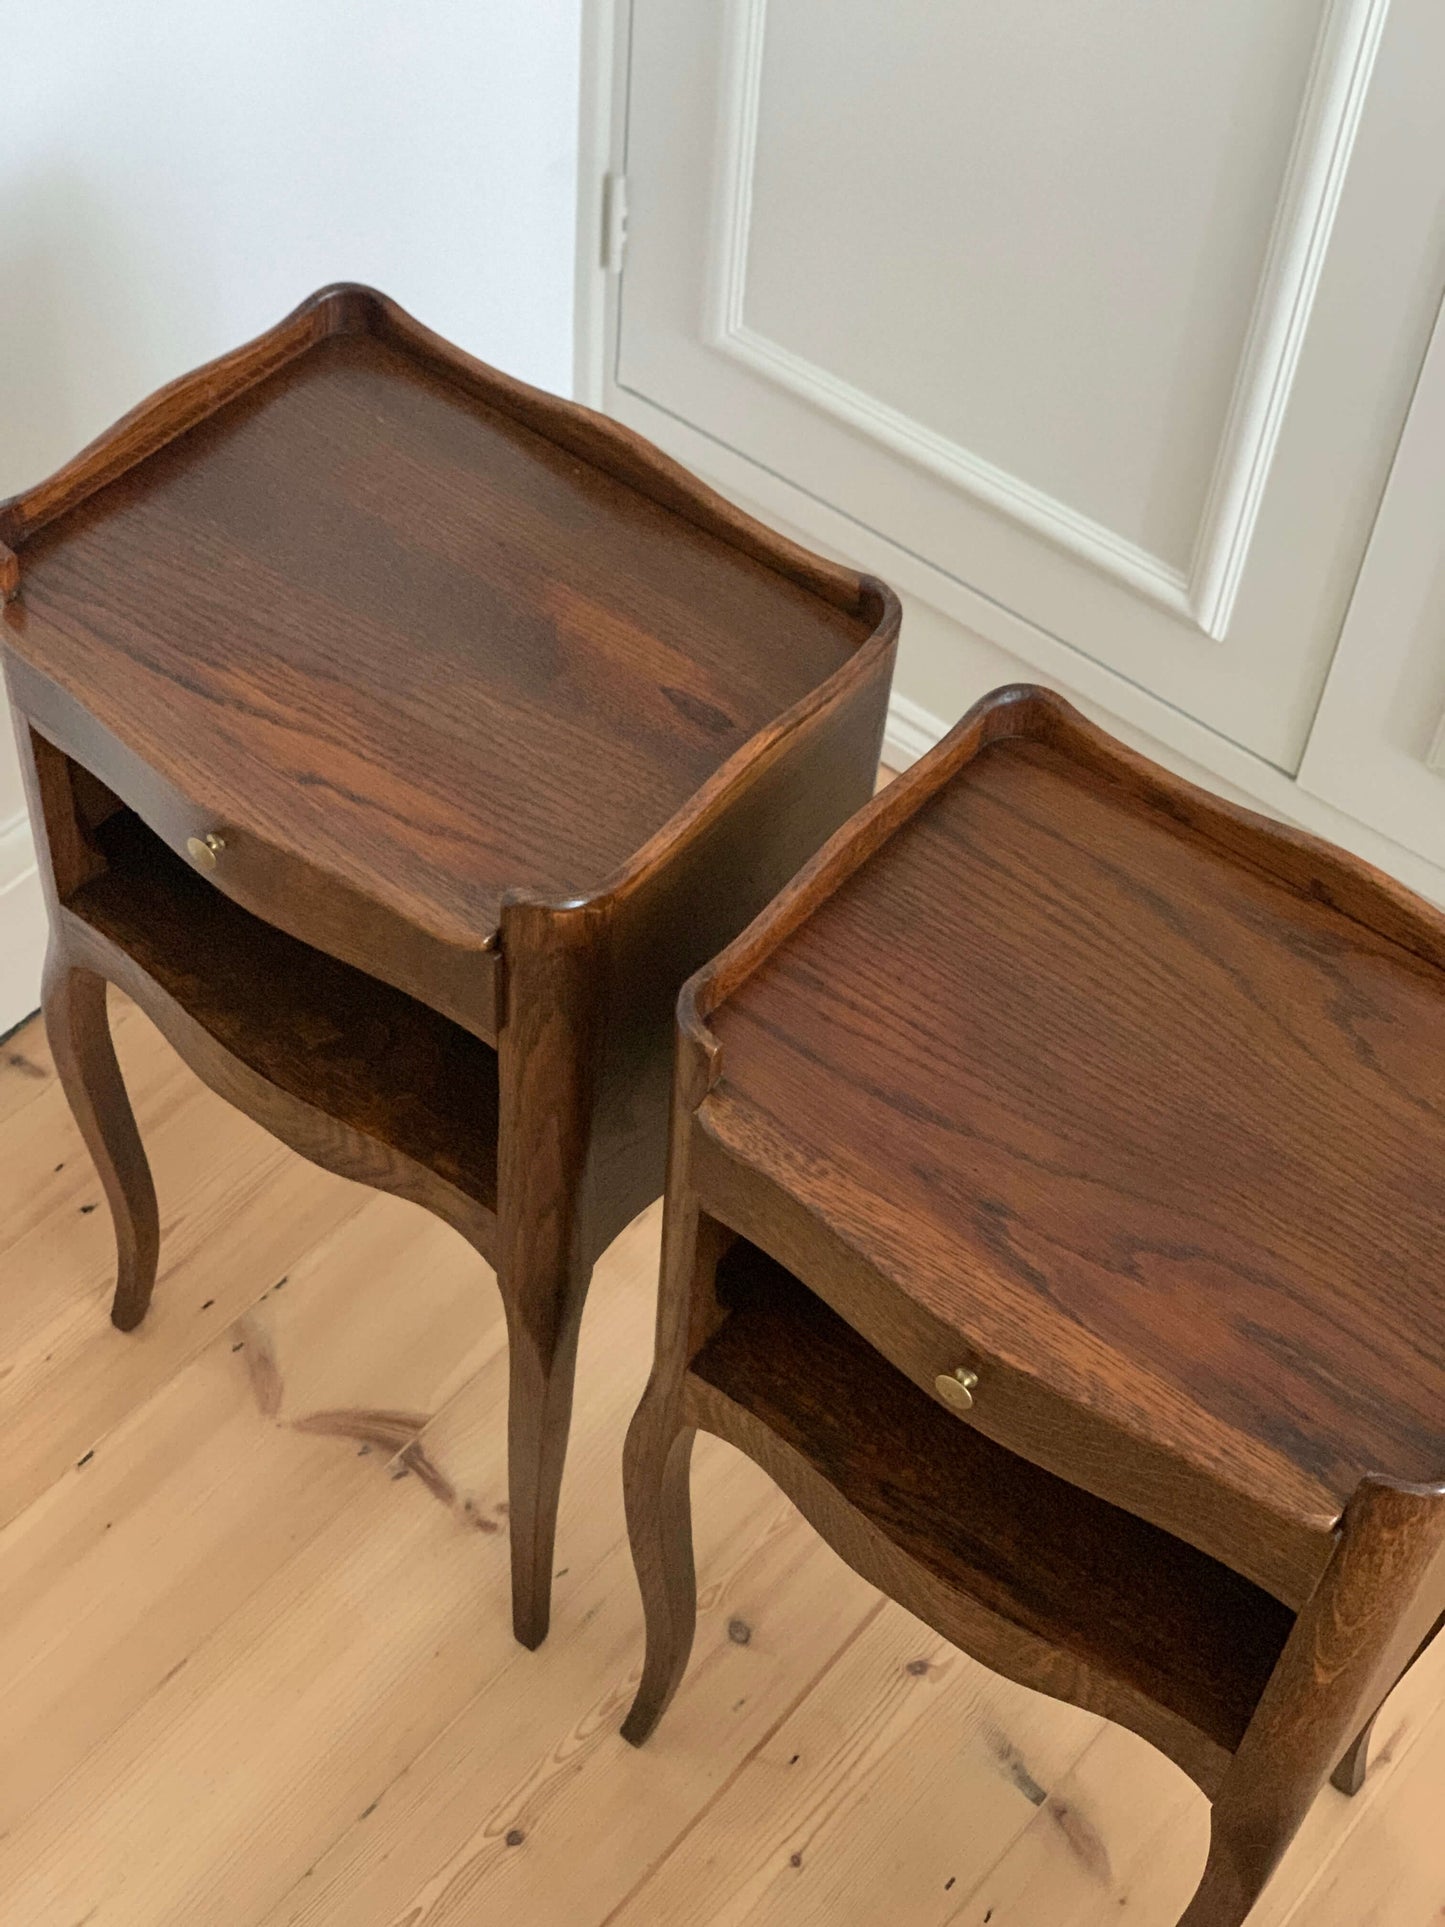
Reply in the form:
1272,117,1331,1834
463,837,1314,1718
64,798,499,1209
696,1237,1295,1757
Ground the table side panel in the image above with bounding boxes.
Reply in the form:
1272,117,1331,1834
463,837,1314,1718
575,631,896,1263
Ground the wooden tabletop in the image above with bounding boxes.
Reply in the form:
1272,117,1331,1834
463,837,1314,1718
698,690,1445,1601
1,290,871,951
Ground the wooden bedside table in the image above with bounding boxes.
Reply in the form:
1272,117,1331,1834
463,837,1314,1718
622,684,1445,1926
0,284,898,1648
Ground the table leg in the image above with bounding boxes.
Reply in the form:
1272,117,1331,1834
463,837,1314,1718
504,1281,590,1651
1174,1816,1283,1927
1330,1609,1444,1796
44,952,159,1331
621,1394,697,1746
1329,1715,1375,1797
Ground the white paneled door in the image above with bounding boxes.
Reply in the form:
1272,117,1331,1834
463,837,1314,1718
615,0,1445,768
1297,286,1445,866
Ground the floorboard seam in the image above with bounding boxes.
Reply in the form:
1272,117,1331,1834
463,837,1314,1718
594,1593,890,1927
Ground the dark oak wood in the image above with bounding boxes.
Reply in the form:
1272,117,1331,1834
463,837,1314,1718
1333,1618,1441,1795
694,1240,1293,1788
1,284,899,1647
40,957,159,1333
1,283,879,1034
702,688,1445,1607
624,684,1445,1926
1327,1609,1442,1796
72,803,500,1245
1180,1481,1445,1926
14,725,159,1332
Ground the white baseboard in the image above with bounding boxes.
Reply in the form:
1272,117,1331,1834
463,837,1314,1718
0,813,44,1037
882,692,945,771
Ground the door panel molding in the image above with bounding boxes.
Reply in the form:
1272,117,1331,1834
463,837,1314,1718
1299,286,1445,857
706,0,1391,640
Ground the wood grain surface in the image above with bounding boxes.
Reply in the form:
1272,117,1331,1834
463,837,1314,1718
2,282,900,1649
702,698,1445,1603
70,806,500,1232
627,688,1445,1925
3,1003,1440,1926
3,292,871,949
690,1240,1293,1786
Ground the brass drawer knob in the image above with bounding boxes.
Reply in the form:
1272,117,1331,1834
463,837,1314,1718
935,1366,979,1413
185,832,226,872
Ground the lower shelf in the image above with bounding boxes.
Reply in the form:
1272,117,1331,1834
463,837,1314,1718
691,1239,1295,1773
66,806,499,1220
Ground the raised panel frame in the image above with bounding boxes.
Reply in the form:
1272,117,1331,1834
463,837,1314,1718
1298,285,1445,868
590,0,1445,846
706,0,1392,639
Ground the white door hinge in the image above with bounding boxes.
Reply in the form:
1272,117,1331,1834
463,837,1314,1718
602,172,629,274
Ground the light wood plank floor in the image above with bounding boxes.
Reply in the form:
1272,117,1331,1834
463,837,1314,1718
1,995,1442,1926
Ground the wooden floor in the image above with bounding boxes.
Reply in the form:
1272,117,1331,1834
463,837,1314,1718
1,996,1442,1927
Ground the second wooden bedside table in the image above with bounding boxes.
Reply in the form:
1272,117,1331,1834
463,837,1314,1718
623,683,1445,1927
0,283,899,1648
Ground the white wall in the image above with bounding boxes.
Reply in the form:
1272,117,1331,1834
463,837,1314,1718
0,0,582,1032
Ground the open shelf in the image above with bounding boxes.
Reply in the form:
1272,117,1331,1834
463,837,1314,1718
693,1239,1296,1759
66,805,499,1210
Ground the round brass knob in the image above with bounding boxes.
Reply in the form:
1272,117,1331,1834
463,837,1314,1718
934,1366,979,1413
185,832,226,872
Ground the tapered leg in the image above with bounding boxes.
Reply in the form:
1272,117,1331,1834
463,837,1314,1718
493,896,603,1651
44,954,160,1331
621,1395,697,1745
1330,1714,1376,1797
504,1286,589,1651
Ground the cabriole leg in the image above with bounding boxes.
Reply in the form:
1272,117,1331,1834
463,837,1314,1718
621,1396,697,1746
44,953,159,1331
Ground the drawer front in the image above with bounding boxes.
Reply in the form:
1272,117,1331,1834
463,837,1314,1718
690,1116,1334,1609
10,654,498,1041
